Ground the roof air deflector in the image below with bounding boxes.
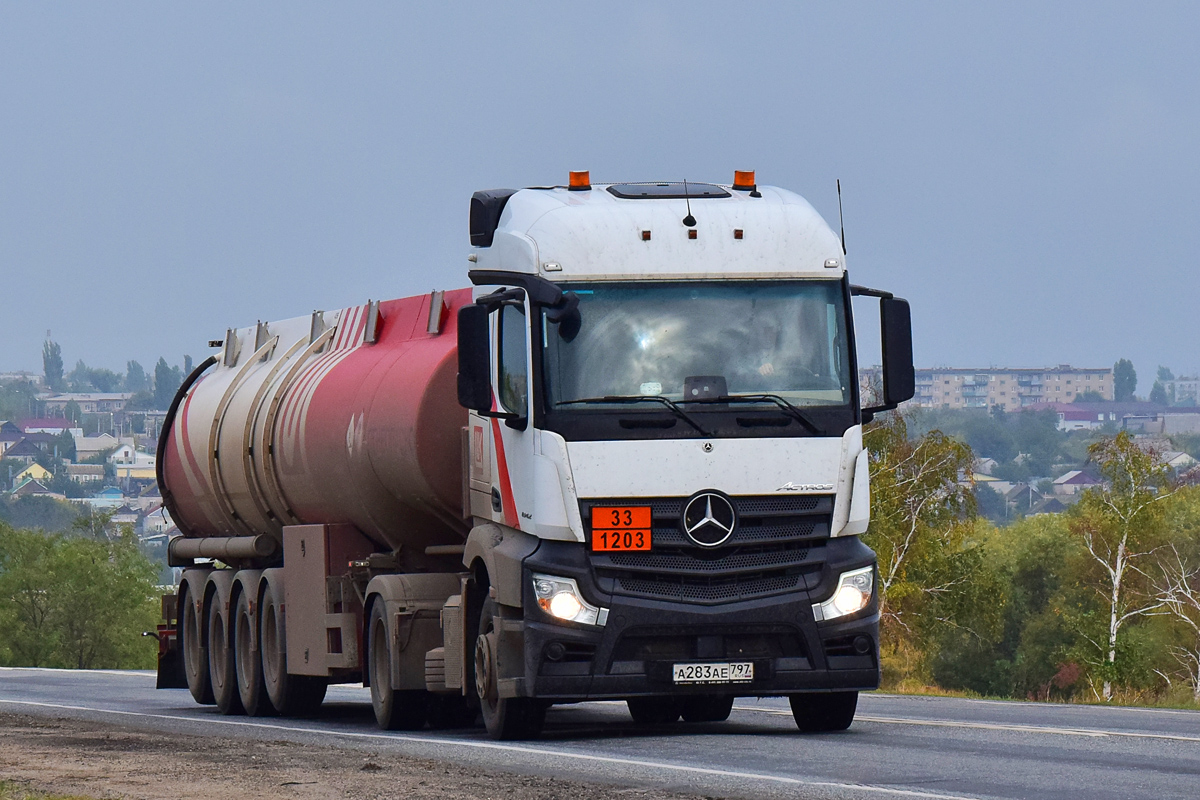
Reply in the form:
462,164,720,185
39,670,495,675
606,182,731,200
470,189,518,247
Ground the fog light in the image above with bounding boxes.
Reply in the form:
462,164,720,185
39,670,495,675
532,573,609,627
813,566,874,622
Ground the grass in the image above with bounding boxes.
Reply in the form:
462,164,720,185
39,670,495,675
0,782,98,800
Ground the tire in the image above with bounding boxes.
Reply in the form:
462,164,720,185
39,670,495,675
180,586,215,705
789,691,858,732
680,694,734,723
234,588,272,716
474,597,545,740
627,697,681,725
207,589,244,715
368,601,429,730
260,577,327,716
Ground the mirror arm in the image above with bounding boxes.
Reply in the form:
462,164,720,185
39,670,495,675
850,284,894,299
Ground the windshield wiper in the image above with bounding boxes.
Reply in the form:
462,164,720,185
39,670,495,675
684,394,821,435
558,395,710,436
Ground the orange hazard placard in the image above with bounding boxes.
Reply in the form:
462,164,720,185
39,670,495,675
591,506,652,551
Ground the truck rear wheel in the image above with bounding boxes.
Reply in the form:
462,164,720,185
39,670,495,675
180,586,214,705
260,578,326,716
789,691,858,732
626,697,681,724
475,598,545,740
367,602,429,730
234,589,272,716
680,695,734,723
207,589,244,715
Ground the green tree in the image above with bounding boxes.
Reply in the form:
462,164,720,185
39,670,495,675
864,411,990,683
42,341,65,392
89,368,123,393
0,378,39,421
63,399,83,425
1114,359,1137,402
0,524,59,666
67,359,91,392
125,360,148,392
0,496,82,533
52,530,161,669
1151,382,1168,405
0,524,160,669
153,358,183,410
1071,431,1176,700
1149,487,1200,698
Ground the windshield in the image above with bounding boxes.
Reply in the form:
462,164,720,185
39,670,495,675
542,281,851,410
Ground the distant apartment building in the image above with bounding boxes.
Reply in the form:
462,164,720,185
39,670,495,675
1165,377,1200,406
38,392,133,414
910,366,1113,410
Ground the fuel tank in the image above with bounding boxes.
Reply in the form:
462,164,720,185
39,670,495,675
159,289,473,558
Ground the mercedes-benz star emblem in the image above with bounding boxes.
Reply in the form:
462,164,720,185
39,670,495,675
681,491,737,547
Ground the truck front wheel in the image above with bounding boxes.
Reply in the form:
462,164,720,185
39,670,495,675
789,691,858,732
367,602,429,730
475,598,545,740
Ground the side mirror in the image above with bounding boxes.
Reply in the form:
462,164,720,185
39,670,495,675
879,297,914,408
852,286,914,421
457,304,492,411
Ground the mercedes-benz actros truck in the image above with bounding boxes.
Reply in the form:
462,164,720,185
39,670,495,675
154,170,914,739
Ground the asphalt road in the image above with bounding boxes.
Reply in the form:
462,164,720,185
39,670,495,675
2,667,1199,800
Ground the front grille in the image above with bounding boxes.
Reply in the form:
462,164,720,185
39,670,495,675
584,494,833,606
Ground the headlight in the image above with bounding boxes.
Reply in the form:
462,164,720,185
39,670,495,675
532,574,609,627
813,566,874,622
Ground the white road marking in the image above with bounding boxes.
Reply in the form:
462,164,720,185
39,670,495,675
734,706,1200,743
0,667,154,678
870,693,1200,718
0,698,982,800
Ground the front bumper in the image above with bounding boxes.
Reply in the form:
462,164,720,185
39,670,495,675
512,536,879,700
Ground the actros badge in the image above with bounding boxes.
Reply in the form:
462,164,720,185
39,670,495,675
681,490,737,547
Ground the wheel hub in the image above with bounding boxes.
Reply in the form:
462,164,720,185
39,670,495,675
474,633,496,701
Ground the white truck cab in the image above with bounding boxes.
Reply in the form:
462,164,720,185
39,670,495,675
455,172,914,737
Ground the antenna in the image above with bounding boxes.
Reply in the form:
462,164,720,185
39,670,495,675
836,179,846,255
682,179,696,227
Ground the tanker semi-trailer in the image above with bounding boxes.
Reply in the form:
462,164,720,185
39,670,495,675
154,170,915,740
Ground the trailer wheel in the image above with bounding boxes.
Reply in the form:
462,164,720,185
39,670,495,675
207,589,244,715
180,586,214,705
367,602,429,730
789,691,858,732
679,695,734,723
234,589,272,716
260,578,327,716
475,598,545,740
626,697,681,725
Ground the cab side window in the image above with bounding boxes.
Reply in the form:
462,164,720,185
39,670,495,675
497,303,528,415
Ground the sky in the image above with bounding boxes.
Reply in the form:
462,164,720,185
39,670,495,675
2,3,1197,392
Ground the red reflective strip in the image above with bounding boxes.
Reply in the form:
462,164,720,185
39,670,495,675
490,417,519,529
177,385,207,493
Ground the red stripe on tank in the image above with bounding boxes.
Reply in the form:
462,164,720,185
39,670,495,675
177,383,208,496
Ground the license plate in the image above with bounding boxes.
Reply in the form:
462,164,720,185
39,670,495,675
672,662,754,685
591,506,652,552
